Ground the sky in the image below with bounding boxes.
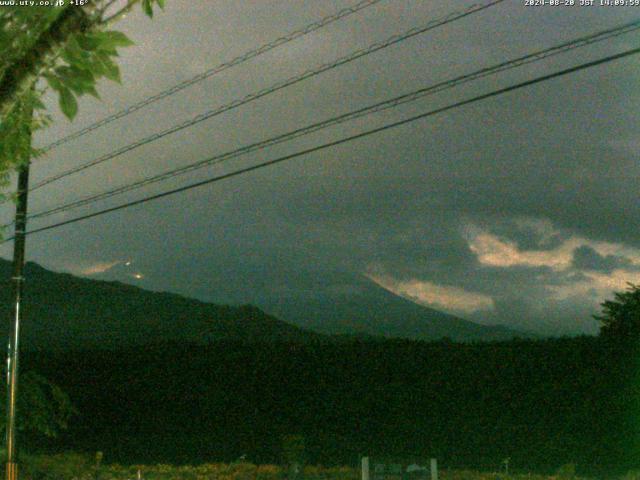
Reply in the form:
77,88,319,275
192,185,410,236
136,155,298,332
1,0,640,336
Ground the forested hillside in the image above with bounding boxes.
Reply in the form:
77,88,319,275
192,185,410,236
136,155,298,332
22,336,638,476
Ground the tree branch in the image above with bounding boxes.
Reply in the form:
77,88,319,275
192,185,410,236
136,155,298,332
99,0,121,16
0,5,96,120
101,0,141,26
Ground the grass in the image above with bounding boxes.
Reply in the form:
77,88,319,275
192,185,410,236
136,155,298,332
22,454,588,480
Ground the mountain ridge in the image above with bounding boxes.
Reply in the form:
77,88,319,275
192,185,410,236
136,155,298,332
0,259,532,349
257,272,531,342
0,259,320,350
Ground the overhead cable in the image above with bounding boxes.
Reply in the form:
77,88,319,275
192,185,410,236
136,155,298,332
21,18,640,223
5,45,638,242
39,0,387,153
30,0,505,192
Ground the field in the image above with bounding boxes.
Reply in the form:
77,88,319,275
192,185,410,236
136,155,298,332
22,454,589,480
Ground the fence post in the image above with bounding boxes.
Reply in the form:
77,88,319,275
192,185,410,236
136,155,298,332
429,459,437,480
94,451,103,480
362,457,370,480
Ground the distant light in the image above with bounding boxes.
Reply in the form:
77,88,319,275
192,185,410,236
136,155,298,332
125,261,132,266
133,273,143,279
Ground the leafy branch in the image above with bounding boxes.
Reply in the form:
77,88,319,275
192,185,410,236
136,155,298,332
0,0,166,177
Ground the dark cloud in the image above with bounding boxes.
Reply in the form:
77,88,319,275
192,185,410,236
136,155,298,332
571,245,631,273
478,218,567,252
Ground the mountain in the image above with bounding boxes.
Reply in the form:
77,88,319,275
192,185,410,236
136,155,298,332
0,260,320,350
0,260,529,349
257,273,531,342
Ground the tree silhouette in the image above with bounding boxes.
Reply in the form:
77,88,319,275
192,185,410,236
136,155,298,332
594,283,640,342
0,371,76,440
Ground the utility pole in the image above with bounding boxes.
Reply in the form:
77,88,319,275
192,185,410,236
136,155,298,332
5,101,33,480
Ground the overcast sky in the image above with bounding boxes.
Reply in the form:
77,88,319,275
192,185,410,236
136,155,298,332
2,0,639,336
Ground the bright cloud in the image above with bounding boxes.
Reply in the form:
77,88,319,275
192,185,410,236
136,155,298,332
77,261,121,276
464,221,640,305
549,269,640,302
368,274,494,314
465,223,640,271
65,259,135,276
467,232,579,270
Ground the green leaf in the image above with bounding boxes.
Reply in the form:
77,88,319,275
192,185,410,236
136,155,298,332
54,65,96,96
142,0,153,18
70,65,95,84
43,73,65,93
61,37,92,69
155,0,165,9
76,34,102,51
85,85,100,99
92,30,135,50
102,60,121,83
58,87,78,120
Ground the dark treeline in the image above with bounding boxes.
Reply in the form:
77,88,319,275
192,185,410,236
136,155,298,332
21,336,640,475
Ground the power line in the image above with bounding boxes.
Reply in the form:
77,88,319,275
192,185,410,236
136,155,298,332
20,18,640,223
38,0,386,153
29,0,505,192
4,45,638,244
